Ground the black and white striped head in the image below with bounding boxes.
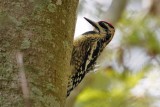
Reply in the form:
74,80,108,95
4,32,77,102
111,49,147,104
84,17,115,37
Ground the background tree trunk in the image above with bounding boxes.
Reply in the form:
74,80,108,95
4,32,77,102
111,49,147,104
0,0,79,107
103,0,128,25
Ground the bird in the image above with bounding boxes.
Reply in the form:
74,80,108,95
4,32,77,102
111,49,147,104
67,17,115,97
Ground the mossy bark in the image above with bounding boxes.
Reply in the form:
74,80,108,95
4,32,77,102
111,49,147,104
0,0,79,107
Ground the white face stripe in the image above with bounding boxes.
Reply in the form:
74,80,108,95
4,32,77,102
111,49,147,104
97,22,110,34
105,23,110,29
103,22,115,34
98,22,115,40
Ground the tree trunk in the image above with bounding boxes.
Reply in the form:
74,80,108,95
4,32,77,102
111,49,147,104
104,0,128,25
0,0,79,107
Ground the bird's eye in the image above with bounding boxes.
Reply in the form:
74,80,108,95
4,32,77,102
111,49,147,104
99,22,105,28
99,22,109,30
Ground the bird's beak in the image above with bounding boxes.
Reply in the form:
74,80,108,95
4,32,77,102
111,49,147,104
84,17,99,31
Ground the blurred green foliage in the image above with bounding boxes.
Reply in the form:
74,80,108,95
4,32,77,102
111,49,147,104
75,69,150,107
120,14,160,55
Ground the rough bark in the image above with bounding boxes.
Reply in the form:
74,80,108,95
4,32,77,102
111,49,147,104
0,0,79,107
149,0,160,16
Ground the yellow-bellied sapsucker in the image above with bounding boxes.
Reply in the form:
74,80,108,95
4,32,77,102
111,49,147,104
67,17,115,96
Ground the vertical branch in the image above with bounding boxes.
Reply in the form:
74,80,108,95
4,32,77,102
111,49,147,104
16,52,31,107
104,0,128,25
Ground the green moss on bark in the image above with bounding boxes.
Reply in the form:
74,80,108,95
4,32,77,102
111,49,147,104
0,0,79,107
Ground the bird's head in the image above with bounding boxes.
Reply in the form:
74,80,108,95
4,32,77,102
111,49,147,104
84,17,115,37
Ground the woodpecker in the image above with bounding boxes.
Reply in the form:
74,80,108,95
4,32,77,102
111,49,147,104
67,17,115,96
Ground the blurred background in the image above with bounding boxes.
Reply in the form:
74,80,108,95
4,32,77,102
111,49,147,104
68,0,160,107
